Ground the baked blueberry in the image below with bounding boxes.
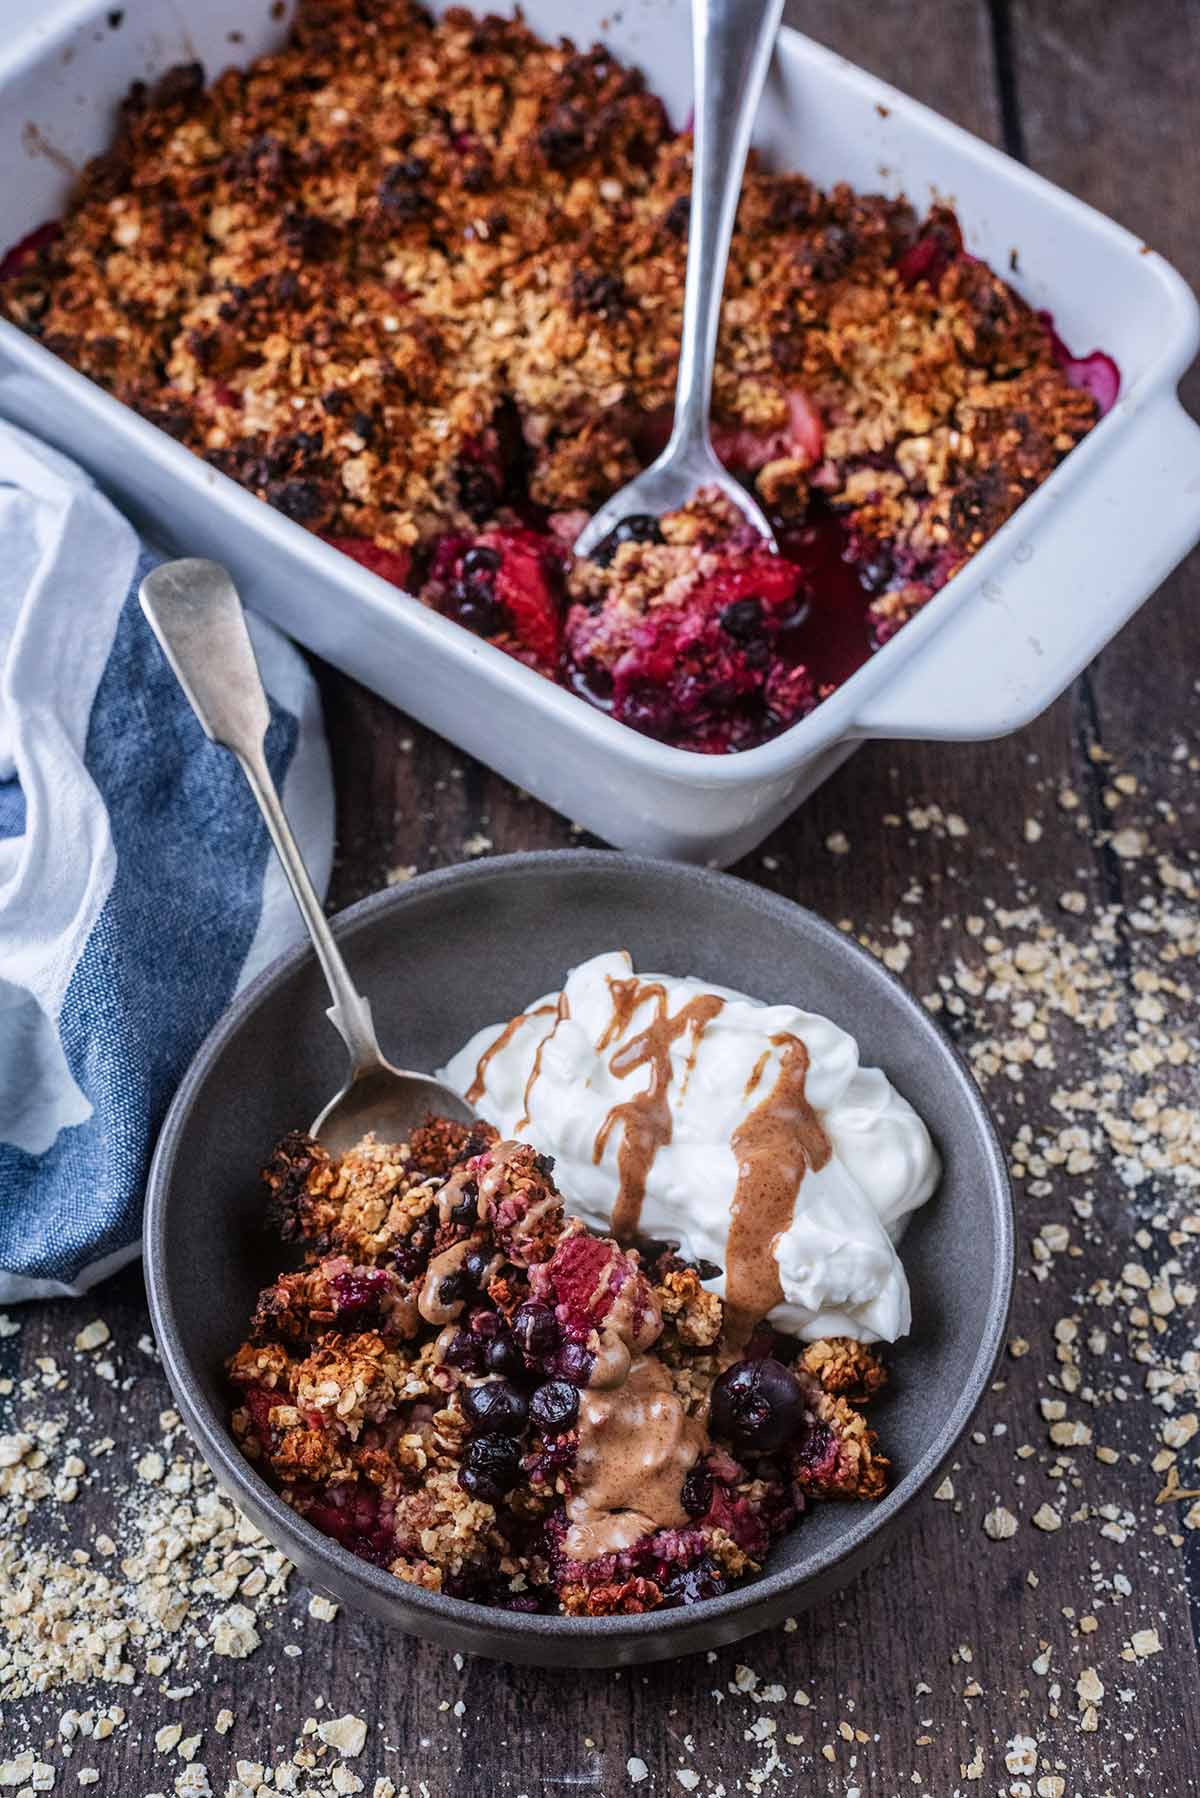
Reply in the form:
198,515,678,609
462,1379,529,1436
529,1380,579,1433
710,1357,807,1454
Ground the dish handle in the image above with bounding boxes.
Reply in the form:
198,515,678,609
849,392,1200,742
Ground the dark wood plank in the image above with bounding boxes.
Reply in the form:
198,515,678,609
4,4,1200,1795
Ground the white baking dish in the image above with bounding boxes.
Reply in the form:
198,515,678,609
2,0,1198,864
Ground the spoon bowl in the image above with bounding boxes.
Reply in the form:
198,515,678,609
572,0,785,561
144,850,1014,1665
311,1062,473,1156
574,439,775,563
139,556,472,1150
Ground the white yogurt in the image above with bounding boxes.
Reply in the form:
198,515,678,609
440,950,940,1341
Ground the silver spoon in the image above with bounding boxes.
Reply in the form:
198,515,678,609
139,557,473,1154
572,0,785,559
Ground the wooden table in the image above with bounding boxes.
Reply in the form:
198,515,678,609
4,4,1198,1794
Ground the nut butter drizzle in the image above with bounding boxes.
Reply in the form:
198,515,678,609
564,1279,706,1562
724,1032,831,1344
466,1004,556,1105
742,1047,770,1102
515,993,570,1131
593,978,725,1240
417,1237,479,1326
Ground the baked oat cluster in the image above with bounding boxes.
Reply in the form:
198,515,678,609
0,0,1112,751
228,1117,888,1615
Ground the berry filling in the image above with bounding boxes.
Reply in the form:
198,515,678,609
422,528,566,675
1039,312,1122,416
564,490,820,752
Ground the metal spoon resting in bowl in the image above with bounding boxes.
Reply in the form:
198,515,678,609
572,0,785,560
140,557,474,1153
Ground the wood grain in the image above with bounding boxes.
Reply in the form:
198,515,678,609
4,4,1199,1793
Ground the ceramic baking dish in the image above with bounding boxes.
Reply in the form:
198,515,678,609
2,0,1198,864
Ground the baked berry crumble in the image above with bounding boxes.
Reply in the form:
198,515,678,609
566,489,816,751
229,1117,888,1614
1,0,1114,752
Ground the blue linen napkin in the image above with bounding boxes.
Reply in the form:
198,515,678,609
0,420,334,1299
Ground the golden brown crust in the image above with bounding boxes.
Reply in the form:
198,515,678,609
798,1336,889,1400
558,1575,663,1617
798,1385,890,1503
2,0,1096,643
654,1266,724,1350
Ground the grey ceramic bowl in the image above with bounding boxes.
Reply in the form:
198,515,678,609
145,850,1012,1667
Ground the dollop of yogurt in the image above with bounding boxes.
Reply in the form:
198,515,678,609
440,950,940,1341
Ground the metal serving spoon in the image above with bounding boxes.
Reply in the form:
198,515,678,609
572,0,786,559
139,557,473,1154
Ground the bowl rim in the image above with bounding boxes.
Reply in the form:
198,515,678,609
145,849,1014,1648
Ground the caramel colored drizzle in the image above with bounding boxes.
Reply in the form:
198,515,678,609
515,993,570,1131
465,1004,555,1105
724,1033,832,1344
418,1237,480,1326
593,979,725,1241
565,1355,705,1561
563,1281,706,1562
743,1047,770,1102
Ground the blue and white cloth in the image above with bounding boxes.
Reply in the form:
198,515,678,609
0,421,334,1299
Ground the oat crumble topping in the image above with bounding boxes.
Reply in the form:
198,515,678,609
0,0,1109,753
228,1118,887,1616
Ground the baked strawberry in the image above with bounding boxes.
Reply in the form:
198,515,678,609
423,528,565,675
324,536,414,589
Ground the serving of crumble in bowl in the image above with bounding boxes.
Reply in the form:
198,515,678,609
145,853,1013,1665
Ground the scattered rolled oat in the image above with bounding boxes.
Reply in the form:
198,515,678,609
1005,1735,1037,1775
317,1716,368,1759
1110,826,1147,859
209,1606,261,1659
72,1321,110,1353
1075,1667,1104,1709
983,1505,1019,1541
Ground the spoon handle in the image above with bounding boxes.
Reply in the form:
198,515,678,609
670,0,785,454
139,558,384,1075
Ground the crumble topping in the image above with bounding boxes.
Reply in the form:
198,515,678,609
229,1119,888,1614
0,0,1106,753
